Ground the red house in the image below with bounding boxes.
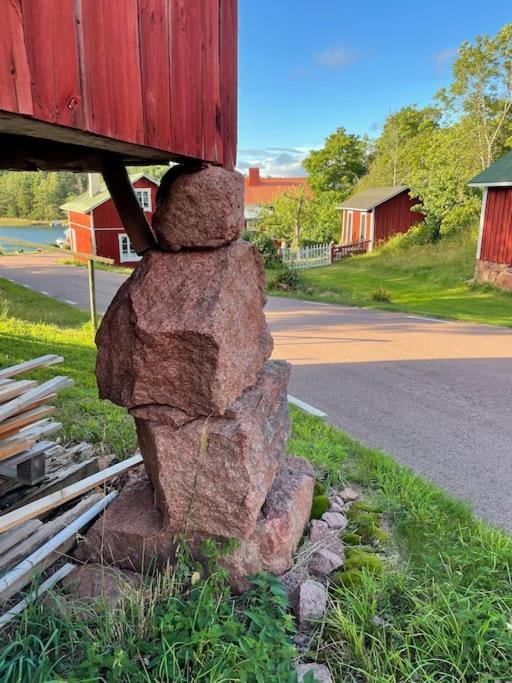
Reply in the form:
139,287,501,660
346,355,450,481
338,186,424,251
61,174,159,266
244,167,312,223
469,151,512,291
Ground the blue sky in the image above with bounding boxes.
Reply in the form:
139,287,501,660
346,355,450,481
237,1,511,176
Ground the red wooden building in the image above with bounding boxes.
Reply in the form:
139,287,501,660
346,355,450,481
338,186,424,252
469,151,512,291
61,174,159,266
0,0,237,257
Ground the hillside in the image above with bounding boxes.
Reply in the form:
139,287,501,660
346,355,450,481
271,235,512,327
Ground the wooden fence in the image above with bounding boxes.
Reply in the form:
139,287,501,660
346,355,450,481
280,240,371,270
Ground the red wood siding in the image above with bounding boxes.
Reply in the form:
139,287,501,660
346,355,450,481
93,179,158,229
0,0,237,168
480,188,512,265
374,191,423,243
94,228,139,266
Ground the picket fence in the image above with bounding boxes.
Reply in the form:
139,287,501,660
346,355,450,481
280,243,332,270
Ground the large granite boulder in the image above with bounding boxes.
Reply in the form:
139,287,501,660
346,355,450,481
95,242,273,417
153,165,244,250
131,361,291,539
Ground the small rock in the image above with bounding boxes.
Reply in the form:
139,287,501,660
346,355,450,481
61,564,142,607
297,579,327,627
321,512,348,530
338,486,359,502
331,495,344,507
296,663,334,683
309,520,329,542
309,548,344,576
329,503,344,513
292,632,311,651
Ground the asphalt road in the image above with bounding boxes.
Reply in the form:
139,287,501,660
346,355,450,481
2,254,512,530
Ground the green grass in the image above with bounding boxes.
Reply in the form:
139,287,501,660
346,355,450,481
2,281,512,681
270,235,512,327
57,258,134,275
0,218,51,226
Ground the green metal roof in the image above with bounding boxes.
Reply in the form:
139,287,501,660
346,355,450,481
60,173,159,213
337,186,409,211
468,151,512,187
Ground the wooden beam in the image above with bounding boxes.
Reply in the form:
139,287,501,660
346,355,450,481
0,406,56,440
0,377,73,423
0,453,143,533
0,354,63,381
102,165,158,255
0,519,42,556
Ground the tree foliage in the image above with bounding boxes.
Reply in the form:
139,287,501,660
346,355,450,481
0,171,87,220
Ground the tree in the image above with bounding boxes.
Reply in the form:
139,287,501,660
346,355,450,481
359,106,440,189
438,23,512,169
256,189,339,246
302,128,370,199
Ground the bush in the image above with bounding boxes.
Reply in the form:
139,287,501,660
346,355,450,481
266,266,304,292
241,230,278,267
440,197,481,238
372,287,391,303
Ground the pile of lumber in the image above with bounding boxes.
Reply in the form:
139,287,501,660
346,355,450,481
0,355,143,628
0,354,72,486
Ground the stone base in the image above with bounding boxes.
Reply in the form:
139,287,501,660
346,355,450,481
475,259,512,291
131,361,291,540
75,455,314,591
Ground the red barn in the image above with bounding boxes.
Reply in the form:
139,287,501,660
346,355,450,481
61,174,159,266
469,152,512,291
338,186,424,252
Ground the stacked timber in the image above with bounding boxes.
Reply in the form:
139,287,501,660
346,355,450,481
0,355,143,627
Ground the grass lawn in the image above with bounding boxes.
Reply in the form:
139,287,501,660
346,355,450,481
56,257,134,275
270,235,512,327
1,280,512,681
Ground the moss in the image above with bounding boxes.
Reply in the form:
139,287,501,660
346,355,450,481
333,569,364,588
313,480,326,496
342,532,362,546
310,495,330,520
344,548,384,574
349,500,383,514
347,509,380,524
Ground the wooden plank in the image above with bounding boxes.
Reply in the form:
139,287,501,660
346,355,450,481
0,436,35,464
202,0,222,163
0,380,37,405
0,454,141,533
0,494,103,574
170,0,204,159
0,406,56,440
138,0,172,151
0,519,42,556
220,0,238,169
0,563,75,629
19,0,83,127
0,0,32,115
0,457,99,516
0,354,63,381
79,0,144,145
0,377,73,423
0,492,117,604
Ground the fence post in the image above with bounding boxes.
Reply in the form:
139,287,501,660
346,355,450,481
87,258,97,332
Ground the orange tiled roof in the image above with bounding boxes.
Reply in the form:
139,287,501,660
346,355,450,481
244,168,312,205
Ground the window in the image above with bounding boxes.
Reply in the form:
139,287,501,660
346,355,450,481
118,234,142,263
135,188,152,212
360,213,366,240
347,211,353,243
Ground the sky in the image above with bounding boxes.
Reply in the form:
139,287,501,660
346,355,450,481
237,0,511,177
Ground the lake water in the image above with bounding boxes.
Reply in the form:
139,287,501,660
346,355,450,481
0,225,67,252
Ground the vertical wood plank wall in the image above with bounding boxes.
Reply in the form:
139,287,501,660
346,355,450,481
374,192,424,243
480,188,512,265
0,0,237,169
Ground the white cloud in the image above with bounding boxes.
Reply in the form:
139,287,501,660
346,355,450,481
237,145,317,178
433,47,458,74
314,46,357,70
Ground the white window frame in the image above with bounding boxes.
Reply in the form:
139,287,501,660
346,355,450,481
360,213,366,241
118,233,142,263
135,188,152,212
347,211,353,243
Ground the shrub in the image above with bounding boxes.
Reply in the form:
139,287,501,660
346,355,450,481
440,197,481,238
371,287,391,303
266,266,304,292
241,230,278,267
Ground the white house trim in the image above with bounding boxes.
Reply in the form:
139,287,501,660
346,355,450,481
468,181,512,188
476,187,488,261
369,209,375,251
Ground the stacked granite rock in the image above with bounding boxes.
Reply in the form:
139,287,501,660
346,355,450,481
78,165,315,590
